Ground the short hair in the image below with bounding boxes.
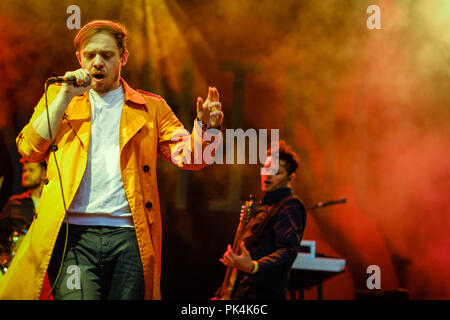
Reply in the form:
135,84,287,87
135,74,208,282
74,20,128,57
268,140,300,176
20,158,47,171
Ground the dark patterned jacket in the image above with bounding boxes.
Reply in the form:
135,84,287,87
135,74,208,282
232,187,306,300
0,190,35,253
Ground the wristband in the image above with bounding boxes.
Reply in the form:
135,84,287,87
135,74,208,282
196,117,208,131
251,261,259,274
196,117,221,130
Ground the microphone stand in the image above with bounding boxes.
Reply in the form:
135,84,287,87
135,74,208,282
308,198,347,211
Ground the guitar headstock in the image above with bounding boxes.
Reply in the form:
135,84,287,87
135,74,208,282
240,194,255,224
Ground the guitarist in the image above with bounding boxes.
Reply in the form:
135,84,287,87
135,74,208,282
219,140,306,300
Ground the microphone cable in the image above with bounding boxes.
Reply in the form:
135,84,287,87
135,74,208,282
43,79,70,300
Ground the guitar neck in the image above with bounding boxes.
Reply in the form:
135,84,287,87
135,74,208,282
219,195,254,299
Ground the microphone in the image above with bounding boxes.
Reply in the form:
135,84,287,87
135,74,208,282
47,75,91,86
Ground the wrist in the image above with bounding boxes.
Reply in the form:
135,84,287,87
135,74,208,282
196,117,209,131
196,117,221,130
58,87,76,103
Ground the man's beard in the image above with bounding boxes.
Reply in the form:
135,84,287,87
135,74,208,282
93,72,120,93
23,180,41,190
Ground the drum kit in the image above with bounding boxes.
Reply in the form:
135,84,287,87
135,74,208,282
0,228,27,279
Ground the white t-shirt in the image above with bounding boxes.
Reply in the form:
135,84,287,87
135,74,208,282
31,195,40,210
68,85,134,227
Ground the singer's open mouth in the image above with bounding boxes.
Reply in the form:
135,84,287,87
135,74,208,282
93,74,106,80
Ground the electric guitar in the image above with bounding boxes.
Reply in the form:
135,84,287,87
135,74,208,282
218,194,255,300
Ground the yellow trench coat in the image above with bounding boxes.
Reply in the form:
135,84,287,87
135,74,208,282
0,79,216,299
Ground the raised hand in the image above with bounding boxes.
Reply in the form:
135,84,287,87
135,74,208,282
196,86,223,128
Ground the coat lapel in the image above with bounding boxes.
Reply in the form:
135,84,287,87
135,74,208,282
59,79,149,153
119,104,148,152
62,93,91,150
119,79,149,152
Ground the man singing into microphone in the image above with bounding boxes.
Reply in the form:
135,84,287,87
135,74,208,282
0,20,223,300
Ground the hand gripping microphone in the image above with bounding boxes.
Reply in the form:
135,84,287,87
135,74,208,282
46,75,91,86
